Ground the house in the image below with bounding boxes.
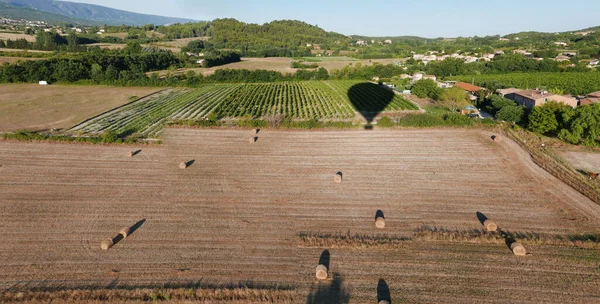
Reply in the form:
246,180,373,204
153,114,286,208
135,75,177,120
423,75,437,82
356,40,368,46
455,82,484,94
384,39,392,44
413,54,425,60
580,92,600,105
196,59,204,65
554,55,571,62
39,81,48,85
411,73,423,82
499,38,510,41
507,89,578,108
496,88,521,98
306,44,312,48
186,52,196,57
589,59,599,67
554,42,568,47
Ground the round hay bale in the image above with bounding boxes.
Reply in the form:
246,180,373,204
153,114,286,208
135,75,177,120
510,242,527,256
334,172,343,183
179,162,188,169
379,301,390,304
315,264,328,280
483,219,497,232
492,135,502,142
249,137,257,143
128,151,134,157
375,217,386,229
100,239,113,250
119,227,131,238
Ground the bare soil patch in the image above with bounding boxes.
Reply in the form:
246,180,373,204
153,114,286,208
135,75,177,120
0,129,599,303
0,57,37,64
0,84,160,132
558,151,600,173
0,32,35,42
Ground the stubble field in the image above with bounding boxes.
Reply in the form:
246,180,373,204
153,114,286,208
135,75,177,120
0,129,599,303
0,84,160,132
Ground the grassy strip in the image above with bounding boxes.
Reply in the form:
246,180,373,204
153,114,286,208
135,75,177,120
2,288,296,302
377,113,498,128
298,227,600,249
298,231,412,248
1,130,146,144
506,127,600,205
169,119,358,130
414,226,600,248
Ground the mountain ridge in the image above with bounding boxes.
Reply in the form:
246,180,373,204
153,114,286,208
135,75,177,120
0,0,197,25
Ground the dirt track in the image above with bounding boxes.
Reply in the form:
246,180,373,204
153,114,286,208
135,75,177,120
0,129,599,303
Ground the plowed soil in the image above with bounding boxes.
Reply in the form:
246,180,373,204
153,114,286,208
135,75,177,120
1,129,599,303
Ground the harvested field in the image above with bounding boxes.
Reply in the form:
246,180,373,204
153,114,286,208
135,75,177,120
1,129,599,303
150,57,404,77
0,32,35,42
0,84,160,132
166,36,210,48
0,56,37,64
0,48,52,53
558,151,600,173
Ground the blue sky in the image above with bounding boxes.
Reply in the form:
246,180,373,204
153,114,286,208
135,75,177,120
68,0,600,37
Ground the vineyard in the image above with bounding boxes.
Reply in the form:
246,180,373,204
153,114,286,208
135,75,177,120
70,81,418,137
451,72,600,95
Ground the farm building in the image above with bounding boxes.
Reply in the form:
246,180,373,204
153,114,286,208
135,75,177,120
506,89,578,109
39,81,48,85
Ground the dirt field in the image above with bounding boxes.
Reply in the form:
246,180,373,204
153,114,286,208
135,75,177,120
0,32,35,42
558,151,600,173
0,85,160,132
165,37,210,48
0,56,37,64
0,129,599,303
151,57,404,77
0,48,51,53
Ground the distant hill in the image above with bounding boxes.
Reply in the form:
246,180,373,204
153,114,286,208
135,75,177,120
0,0,196,26
0,2,92,24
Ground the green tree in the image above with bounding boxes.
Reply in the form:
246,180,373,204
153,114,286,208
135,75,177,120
496,105,525,123
528,101,572,134
412,79,442,100
439,87,470,111
558,104,600,145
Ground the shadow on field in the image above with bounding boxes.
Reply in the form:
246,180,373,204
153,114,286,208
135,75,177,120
377,279,392,303
185,160,196,167
130,149,142,157
475,212,489,226
306,273,350,304
319,250,331,270
348,82,395,126
375,210,385,220
112,219,146,247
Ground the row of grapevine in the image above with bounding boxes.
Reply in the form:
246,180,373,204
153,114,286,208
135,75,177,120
69,81,421,139
70,89,211,137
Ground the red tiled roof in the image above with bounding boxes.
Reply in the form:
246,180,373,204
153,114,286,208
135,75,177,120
455,82,484,93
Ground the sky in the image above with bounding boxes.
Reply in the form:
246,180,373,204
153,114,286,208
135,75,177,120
66,0,600,38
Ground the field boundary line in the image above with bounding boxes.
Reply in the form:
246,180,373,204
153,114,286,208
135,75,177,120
506,128,600,205
68,89,168,131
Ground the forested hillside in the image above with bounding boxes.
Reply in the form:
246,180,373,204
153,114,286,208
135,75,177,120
156,19,350,56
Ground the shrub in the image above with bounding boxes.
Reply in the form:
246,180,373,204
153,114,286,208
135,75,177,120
376,116,395,128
